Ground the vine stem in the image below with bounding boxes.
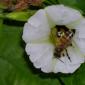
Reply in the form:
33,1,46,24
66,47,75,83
57,77,65,85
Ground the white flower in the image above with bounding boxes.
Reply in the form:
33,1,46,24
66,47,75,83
22,5,85,73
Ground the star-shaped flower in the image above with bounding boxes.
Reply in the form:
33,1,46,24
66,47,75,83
22,5,85,73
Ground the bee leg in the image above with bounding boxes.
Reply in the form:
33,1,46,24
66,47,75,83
54,53,64,63
70,43,74,48
65,49,71,62
62,53,65,56
56,57,64,63
70,43,72,46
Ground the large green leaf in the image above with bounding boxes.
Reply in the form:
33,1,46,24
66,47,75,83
58,0,77,6
60,64,85,85
58,0,85,13
0,23,85,85
43,0,59,5
6,10,36,21
0,24,61,85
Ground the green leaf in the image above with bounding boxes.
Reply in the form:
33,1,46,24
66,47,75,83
58,0,77,6
76,0,85,13
6,10,36,21
60,64,85,85
0,24,61,85
0,3,7,9
0,19,3,26
58,0,85,13
44,0,59,5
0,13,5,19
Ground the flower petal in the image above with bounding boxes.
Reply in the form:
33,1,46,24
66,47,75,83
75,19,85,38
72,19,85,55
73,36,85,55
53,54,82,73
53,45,84,73
53,58,69,73
67,64,81,73
45,5,82,25
67,18,85,37
67,46,84,64
25,43,54,73
22,9,51,43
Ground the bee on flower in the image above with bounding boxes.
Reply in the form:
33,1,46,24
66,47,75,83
22,5,85,73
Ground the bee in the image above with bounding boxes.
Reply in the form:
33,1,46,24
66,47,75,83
53,26,75,61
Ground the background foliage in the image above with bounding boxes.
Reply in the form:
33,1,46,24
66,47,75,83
0,0,85,85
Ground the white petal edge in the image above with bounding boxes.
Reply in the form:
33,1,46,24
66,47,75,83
25,43,55,73
45,5,82,25
53,58,81,73
53,58,69,73
53,46,84,73
67,46,84,64
25,42,84,73
22,9,51,43
68,19,85,38
66,18,85,36
73,35,85,55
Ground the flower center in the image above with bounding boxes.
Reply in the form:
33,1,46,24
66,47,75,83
50,25,75,58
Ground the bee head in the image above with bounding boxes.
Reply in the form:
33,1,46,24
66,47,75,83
56,25,75,39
